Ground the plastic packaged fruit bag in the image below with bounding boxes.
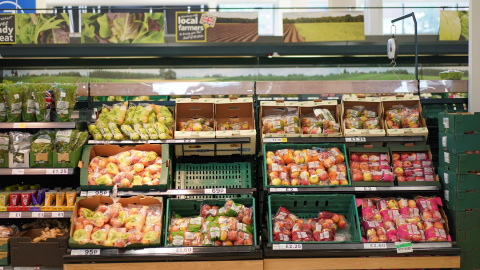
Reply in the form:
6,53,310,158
363,118,381,129
361,198,382,222
217,121,250,131
345,106,364,118
344,117,363,129
178,117,214,132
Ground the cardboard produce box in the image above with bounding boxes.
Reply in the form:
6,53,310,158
381,95,428,137
9,151,30,168
29,152,53,168
439,132,480,154
10,229,68,267
69,195,163,249
80,144,171,191
299,100,342,138
175,98,215,156
215,97,256,155
53,144,85,168
438,112,480,135
0,238,8,252
341,96,386,137
0,252,7,266
260,100,301,138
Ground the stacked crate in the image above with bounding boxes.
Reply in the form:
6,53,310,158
438,112,480,270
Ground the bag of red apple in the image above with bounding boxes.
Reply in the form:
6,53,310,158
273,206,290,221
397,223,422,242
416,197,444,222
380,209,400,221
291,230,313,242
361,198,382,222
424,226,447,242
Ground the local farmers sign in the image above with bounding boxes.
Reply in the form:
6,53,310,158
175,12,207,42
0,14,15,43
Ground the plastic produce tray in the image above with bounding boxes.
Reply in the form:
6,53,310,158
175,162,252,189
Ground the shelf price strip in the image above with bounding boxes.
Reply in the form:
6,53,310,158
71,249,101,256
9,212,21,218
354,187,377,192
270,188,298,192
345,137,366,142
363,243,387,249
204,188,226,194
46,168,69,175
175,247,194,254
52,212,65,218
272,243,303,250
87,190,110,197
31,212,45,218
264,138,287,143
12,169,24,175
395,242,413,253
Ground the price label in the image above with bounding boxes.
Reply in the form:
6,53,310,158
175,247,193,254
363,243,387,249
444,152,450,163
263,138,287,143
87,190,110,197
345,137,366,142
71,249,101,256
443,117,449,129
12,169,24,175
13,123,25,128
395,242,413,253
444,172,449,185
80,191,87,197
442,136,447,148
32,212,45,218
52,212,64,218
183,139,196,143
444,190,450,202
273,243,303,250
354,187,377,192
205,188,226,194
9,212,22,218
46,168,69,175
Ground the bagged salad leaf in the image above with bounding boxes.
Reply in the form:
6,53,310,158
0,133,9,167
22,85,36,122
54,83,77,122
31,83,53,122
9,131,31,165
73,131,88,151
55,129,78,153
31,130,54,153
0,84,7,122
4,84,24,122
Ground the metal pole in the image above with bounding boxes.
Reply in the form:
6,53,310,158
391,12,418,80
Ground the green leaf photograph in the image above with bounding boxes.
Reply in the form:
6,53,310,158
16,13,70,44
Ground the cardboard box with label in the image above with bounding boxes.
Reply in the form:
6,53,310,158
175,98,215,156
299,100,342,138
381,95,428,137
29,152,53,168
341,96,386,137
8,151,29,168
80,144,170,191
215,97,256,155
260,100,301,138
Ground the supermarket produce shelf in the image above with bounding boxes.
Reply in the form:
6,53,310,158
88,137,251,145
0,168,74,175
420,98,468,104
0,211,72,219
262,136,425,144
0,122,77,129
267,186,440,194
263,242,461,258
92,101,176,107
113,188,256,197
64,246,263,263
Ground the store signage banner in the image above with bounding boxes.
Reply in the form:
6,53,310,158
0,0,36,14
81,13,165,44
176,11,258,43
16,13,70,44
283,11,365,42
0,14,15,43
439,10,469,41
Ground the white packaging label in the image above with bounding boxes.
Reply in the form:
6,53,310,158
444,172,449,185
444,152,450,163
443,117,449,129
445,190,450,201
442,136,447,148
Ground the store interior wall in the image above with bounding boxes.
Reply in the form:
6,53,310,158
468,0,477,113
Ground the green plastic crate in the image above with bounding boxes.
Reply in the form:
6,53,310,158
164,197,257,246
456,229,480,250
175,162,252,189
439,132,480,154
267,194,361,244
445,208,480,232
438,168,480,191
439,150,480,174
444,185,480,212
438,112,480,135
263,143,350,188
460,248,480,270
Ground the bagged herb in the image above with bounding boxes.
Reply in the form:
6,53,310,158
4,84,24,122
22,84,36,122
31,130,54,154
9,132,31,165
55,129,78,153
0,133,9,167
0,84,7,122
54,83,77,122
31,83,53,122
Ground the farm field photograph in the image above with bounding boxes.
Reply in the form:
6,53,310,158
204,12,258,42
283,11,365,42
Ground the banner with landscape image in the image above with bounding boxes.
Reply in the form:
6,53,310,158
439,10,469,41
16,13,70,44
283,11,365,42
81,13,164,44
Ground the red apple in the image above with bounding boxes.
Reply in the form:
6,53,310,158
433,221,444,229
409,153,417,161
349,161,360,170
359,154,369,162
352,172,364,181
403,160,413,168
359,162,369,171
350,154,359,162
378,235,387,242
415,176,425,181
372,171,383,181
412,160,422,168
397,176,406,182
400,153,409,161
291,178,300,186
392,153,400,160
300,178,310,186
392,160,403,168
337,220,346,229
393,167,404,177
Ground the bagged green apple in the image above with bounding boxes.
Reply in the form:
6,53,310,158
120,125,140,140
88,124,103,140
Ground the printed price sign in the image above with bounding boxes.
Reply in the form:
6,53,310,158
354,187,377,192
87,190,110,197
13,123,25,128
273,243,303,250
175,247,193,254
52,212,64,218
32,212,45,218
46,168,69,175
363,243,387,249
12,169,24,175
264,138,287,143
205,188,226,194
71,249,101,256
9,212,21,218
395,242,413,253
345,137,366,142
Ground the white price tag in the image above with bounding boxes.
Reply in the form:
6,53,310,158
286,188,298,192
363,243,387,249
263,138,287,143
175,247,193,254
13,123,20,128
183,139,196,143
46,168,69,175
32,212,45,218
444,173,449,185
443,117,449,129
345,137,366,142
12,169,24,175
395,242,413,253
205,188,226,194
445,190,450,202
9,212,22,218
355,187,377,191
442,136,447,148
273,243,303,250
80,191,87,197
71,249,101,256
87,190,110,197
444,152,450,164
52,212,64,218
